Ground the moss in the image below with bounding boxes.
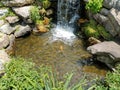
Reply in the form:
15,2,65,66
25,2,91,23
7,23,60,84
82,19,112,40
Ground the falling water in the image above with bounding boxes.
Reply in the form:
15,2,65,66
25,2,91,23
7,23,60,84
51,0,80,45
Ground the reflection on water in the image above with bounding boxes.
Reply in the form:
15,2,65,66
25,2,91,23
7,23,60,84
15,32,108,83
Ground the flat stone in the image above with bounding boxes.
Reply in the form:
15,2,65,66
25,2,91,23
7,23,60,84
87,41,120,59
2,0,35,7
0,8,8,18
14,25,31,38
12,6,33,19
108,8,120,33
0,33,9,49
6,16,19,24
0,23,16,35
87,41,120,69
0,20,5,27
100,8,109,16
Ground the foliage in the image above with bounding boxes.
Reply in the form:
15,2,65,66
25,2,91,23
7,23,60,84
86,0,103,13
30,6,41,23
0,58,86,90
82,19,112,40
89,64,120,90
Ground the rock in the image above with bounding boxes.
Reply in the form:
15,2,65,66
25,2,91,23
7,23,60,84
0,33,10,49
93,13,117,36
14,25,31,38
103,0,120,10
0,20,5,27
88,37,101,45
108,8,120,33
0,50,10,71
12,6,33,19
46,9,53,16
87,41,120,69
100,8,109,16
0,8,8,18
36,24,49,33
6,16,19,24
0,23,16,35
5,34,15,55
2,0,35,7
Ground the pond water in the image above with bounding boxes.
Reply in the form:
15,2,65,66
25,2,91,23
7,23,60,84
14,30,108,84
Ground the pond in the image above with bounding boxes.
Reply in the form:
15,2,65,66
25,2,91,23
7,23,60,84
14,30,108,84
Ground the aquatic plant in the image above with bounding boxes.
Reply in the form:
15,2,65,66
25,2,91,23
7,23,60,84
0,58,86,89
86,0,103,13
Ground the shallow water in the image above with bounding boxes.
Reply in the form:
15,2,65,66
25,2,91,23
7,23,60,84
15,31,108,83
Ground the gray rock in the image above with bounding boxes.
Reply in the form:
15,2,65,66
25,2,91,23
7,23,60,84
87,41,120,69
93,13,117,36
0,33,10,49
0,20,5,27
0,8,8,18
5,34,15,55
100,8,109,16
6,16,19,24
12,6,33,19
108,8,120,33
2,0,35,7
14,25,31,38
103,0,120,10
0,50,10,71
0,23,16,34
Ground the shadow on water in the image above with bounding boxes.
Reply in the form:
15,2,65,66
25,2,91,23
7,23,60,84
14,30,109,84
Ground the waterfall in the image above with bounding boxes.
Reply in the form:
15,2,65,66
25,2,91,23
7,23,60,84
51,0,80,45
57,0,80,27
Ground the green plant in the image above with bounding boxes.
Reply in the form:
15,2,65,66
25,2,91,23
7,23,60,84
0,57,86,90
89,64,120,90
86,0,103,13
30,6,41,23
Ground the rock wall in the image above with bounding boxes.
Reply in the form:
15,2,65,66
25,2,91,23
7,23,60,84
84,0,120,37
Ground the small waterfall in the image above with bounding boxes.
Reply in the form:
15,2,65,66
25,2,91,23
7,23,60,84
57,0,80,27
51,0,80,45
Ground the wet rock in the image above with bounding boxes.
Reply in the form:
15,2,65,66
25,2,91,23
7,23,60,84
88,37,101,45
14,25,31,38
108,8,120,34
93,13,117,36
2,0,35,7
87,41,120,69
0,33,10,49
0,23,16,35
12,6,33,19
6,16,19,24
0,50,10,71
5,34,15,55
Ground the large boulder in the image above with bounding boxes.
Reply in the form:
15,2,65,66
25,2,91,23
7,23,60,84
87,41,120,70
103,0,120,10
14,25,31,38
108,8,120,34
0,33,10,49
12,6,33,19
0,23,16,35
93,13,117,36
2,0,35,7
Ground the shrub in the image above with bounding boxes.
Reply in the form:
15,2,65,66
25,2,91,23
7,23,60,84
86,0,103,13
0,58,86,90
